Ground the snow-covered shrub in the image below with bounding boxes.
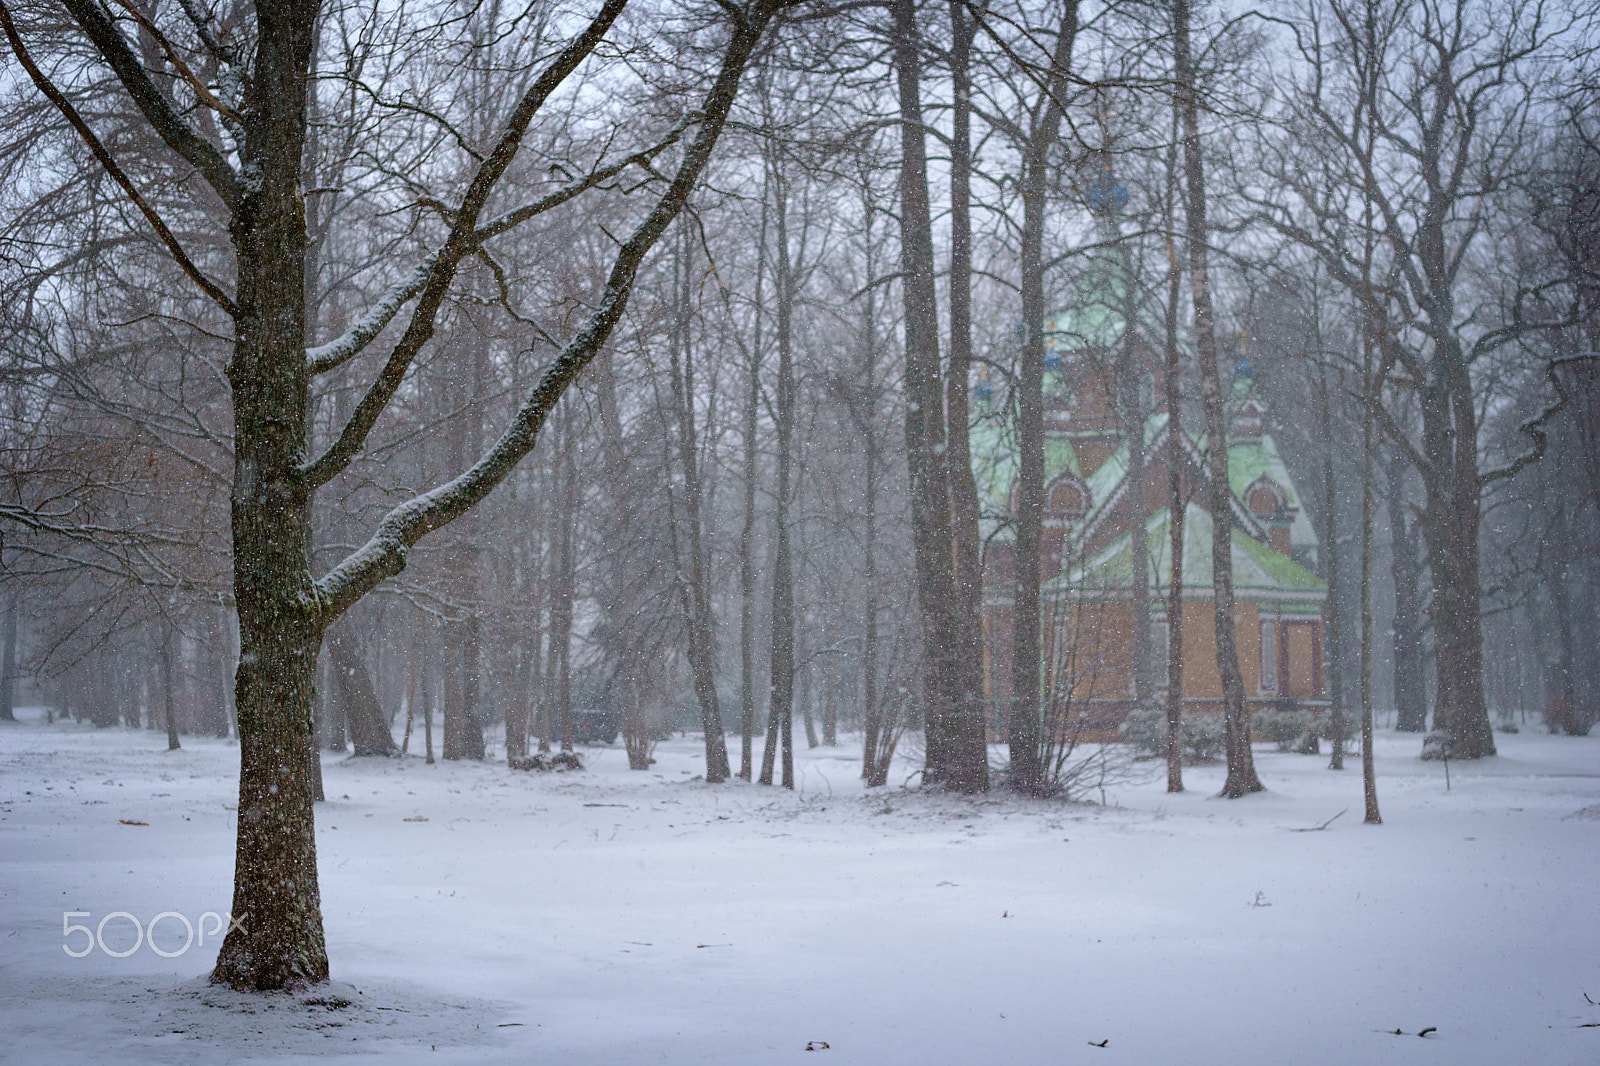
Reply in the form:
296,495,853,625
1119,708,1167,757
1183,713,1226,762
1252,709,1315,752
1119,708,1225,764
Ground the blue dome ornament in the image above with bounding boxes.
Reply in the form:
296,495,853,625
1084,169,1129,215
973,368,994,403
1234,358,1254,380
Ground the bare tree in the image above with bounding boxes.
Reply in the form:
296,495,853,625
891,0,986,792
1251,0,1575,757
666,218,731,780
1174,0,1260,796
967,0,1081,795
2,0,784,990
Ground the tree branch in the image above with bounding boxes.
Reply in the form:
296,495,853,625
305,258,436,376
105,0,242,122
315,0,783,622
57,0,241,212
296,0,633,491
1478,374,1566,488
0,1,238,315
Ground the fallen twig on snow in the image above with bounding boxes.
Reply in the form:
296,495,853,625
1291,808,1347,832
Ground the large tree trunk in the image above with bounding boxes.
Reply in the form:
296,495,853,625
1417,361,1495,758
1174,0,1260,797
209,0,329,990
891,0,969,791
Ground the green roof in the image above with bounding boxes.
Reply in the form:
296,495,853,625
1058,502,1325,602
1210,425,1321,554
1044,246,1165,353
969,266,1318,575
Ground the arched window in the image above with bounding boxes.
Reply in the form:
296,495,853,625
1244,476,1286,522
1044,473,1090,524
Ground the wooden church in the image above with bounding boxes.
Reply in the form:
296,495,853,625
972,273,1329,739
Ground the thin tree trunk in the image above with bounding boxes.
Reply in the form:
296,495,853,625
1101,181,1153,711
326,619,395,757
822,639,838,746
544,407,577,754
1175,0,1260,797
402,618,417,756
462,615,487,759
857,177,885,785
443,626,466,759
1163,121,1186,794
669,219,731,780
738,183,767,781
1386,449,1427,732
558,436,577,755
946,0,988,783
1117,301,1153,709
442,320,489,762
423,623,435,764
761,164,795,790
1319,367,1346,768
800,650,819,748
0,587,18,722
1008,0,1080,796
1360,356,1382,824
307,677,325,805
161,628,181,751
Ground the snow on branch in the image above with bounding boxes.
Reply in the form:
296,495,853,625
1478,371,1567,488
305,260,434,376
315,0,783,624
295,0,634,494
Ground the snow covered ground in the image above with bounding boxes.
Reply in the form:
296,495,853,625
2,707,1596,1065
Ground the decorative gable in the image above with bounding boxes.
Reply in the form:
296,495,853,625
1044,473,1090,526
